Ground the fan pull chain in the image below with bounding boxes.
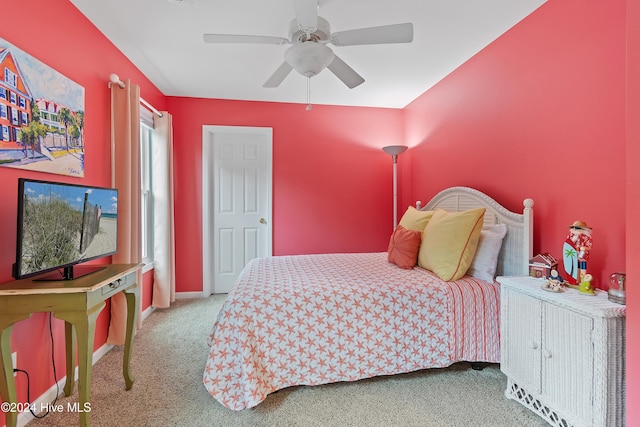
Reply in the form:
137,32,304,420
306,76,312,110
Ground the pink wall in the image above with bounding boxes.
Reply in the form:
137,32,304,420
626,0,640,422
406,1,634,422
0,0,164,420
0,0,636,425
167,97,404,292
405,0,626,290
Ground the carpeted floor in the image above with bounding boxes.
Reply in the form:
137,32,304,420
27,295,546,426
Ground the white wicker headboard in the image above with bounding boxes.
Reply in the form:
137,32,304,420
417,187,533,277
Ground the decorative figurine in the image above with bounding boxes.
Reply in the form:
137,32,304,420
542,269,564,292
578,273,595,295
529,253,558,279
562,220,592,285
549,268,562,283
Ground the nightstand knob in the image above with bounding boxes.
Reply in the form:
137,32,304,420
543,349,552,358
528,341,538,350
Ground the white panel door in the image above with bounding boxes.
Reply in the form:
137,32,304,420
202,126,272,295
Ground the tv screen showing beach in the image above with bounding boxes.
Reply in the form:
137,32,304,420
18,180,118,277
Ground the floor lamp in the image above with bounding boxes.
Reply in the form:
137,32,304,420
383,145,408,229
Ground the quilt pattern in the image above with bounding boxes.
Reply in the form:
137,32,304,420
204,252,499,410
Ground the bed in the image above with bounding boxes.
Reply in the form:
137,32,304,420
204,187,534,410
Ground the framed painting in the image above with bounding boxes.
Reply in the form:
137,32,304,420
0,37,85,177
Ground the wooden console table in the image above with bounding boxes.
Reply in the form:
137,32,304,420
0,263,141,427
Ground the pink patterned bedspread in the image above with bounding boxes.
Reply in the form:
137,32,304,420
204,252,500,410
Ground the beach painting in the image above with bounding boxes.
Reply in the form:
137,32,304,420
0,37,85,177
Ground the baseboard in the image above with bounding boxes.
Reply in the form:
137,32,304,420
175,291,205,299
141,304,155,321
15,342,114,427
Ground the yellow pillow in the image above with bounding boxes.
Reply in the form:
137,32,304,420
418,208,486,281
399,206,435,232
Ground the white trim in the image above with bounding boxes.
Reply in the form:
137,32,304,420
16,343,114,426
175,291,206,299
141,261,154,274
140,123,155,264
141,304,155,321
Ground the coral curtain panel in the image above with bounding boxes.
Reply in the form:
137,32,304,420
108,79,142,345
152,112,176,308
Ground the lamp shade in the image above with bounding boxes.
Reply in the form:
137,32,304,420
285,42,334,77
383,145,408,156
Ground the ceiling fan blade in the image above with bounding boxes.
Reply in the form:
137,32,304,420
263,62,294,88
330,23,414,46
292,0,318,33
327,54,365,89
203,34,289,45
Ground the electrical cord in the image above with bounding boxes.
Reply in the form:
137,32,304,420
12,312,59,419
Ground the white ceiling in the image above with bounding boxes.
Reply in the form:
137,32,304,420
70,0,546,109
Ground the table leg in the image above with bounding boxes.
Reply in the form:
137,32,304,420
54,302,105,427
64,321,76,396
0,314,31,427
122,286,139,390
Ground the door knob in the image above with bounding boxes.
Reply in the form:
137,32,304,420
260,217,267,224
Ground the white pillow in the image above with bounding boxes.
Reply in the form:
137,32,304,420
467,223,507,282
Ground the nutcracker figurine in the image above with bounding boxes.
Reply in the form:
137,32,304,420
562,220,592,285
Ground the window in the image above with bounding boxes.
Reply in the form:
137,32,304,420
140,107,154,266
4,69,17,88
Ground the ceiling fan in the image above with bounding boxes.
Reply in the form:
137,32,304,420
203,0,414,90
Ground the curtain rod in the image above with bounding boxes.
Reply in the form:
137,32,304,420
108,73,164,117
140,97,163,118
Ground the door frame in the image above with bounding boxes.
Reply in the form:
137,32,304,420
202,125,273,296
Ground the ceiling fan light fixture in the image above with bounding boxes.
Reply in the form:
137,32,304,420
204,4,412,90
289,17,330,43
285,42,334,77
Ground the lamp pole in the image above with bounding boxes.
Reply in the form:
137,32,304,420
382,145,408,229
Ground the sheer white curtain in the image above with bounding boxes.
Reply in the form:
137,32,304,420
151,112,176,308
108,79,142,345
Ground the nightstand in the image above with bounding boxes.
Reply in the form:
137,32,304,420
497,276,626,427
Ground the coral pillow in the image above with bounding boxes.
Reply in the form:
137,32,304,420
418,208,486,281
398,206,435,232
387,225,422,269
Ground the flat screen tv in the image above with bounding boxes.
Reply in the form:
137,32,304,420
13,178,118,281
